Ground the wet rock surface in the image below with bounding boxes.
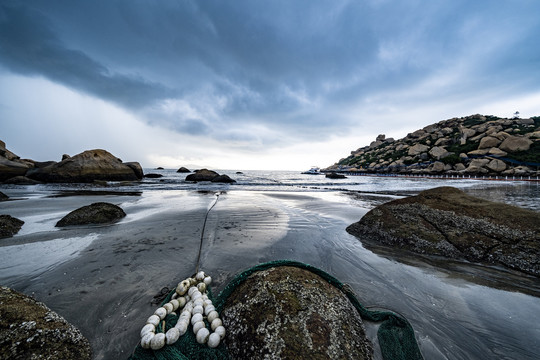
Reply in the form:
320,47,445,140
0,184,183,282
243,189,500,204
26,149,143,183
186,169,236,183
347,187,540,276
185,169,220,182
0,215,24,238
211,174,236,183
56,202,126,227
221,266,372,360
0,286,91,360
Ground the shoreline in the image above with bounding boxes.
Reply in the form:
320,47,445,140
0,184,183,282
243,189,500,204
323,171,540,182
1,188,540,359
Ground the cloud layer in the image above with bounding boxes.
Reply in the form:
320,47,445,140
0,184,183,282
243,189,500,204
1,0,539,168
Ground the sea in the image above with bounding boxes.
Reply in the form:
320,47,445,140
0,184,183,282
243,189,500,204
15,169,539,211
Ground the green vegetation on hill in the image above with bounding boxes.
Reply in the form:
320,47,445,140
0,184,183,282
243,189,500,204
510,142,540,164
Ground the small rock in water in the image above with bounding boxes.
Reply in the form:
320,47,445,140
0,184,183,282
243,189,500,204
56,202,126,227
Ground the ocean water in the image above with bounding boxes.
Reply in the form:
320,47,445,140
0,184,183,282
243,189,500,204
9,169,539,211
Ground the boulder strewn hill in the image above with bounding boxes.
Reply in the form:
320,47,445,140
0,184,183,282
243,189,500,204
326,114,540,176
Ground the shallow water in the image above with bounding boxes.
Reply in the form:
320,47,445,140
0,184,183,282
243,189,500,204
200,192,540,360
1,172,539,359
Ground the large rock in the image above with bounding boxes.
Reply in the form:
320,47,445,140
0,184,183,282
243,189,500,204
125,162,144,179
499,136,533,152
430,161,446,172
347,187,540,276
0,215,24,238
487,147,508,157
56,202,126,227
478,136,502,149
487,159,507,172
0,158,31,182
428,146,450,160
221,266,372,359
0,191,8,201
185,169,220,182
407,144,429,156
27,150,143,183
0,286,91,360
460,127,476,138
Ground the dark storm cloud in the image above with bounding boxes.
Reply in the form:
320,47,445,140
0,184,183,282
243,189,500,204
0,3,171,109
1,0,539,143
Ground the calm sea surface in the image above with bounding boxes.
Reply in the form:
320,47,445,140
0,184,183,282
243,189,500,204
9,169,539,211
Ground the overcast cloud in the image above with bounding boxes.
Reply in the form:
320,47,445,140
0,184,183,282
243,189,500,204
1,0,539,169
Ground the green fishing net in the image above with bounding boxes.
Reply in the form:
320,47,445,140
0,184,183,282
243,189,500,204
129,260,423,360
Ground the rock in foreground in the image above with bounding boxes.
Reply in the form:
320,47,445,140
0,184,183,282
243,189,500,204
347,187,540,276
0,215,24,238
0,286,91,360
221,266,372,359
56,202,126,227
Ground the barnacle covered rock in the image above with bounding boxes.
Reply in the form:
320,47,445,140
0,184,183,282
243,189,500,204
221,266,373,359
0,286,91,360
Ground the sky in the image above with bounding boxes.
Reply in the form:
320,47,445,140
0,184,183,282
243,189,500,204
1,0,539,170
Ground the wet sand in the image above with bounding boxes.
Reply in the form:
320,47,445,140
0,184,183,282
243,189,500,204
1,189,539,359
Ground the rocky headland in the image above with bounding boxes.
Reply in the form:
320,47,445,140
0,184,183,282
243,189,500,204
347,187,540,277
326,114,540,176
0,140,143,183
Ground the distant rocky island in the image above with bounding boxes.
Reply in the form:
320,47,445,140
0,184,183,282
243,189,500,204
325,114,540,177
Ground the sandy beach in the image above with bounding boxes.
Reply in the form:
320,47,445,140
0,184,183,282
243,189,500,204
1,186,540,359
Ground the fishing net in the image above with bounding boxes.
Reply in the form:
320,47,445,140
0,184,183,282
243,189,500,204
130,260,423,360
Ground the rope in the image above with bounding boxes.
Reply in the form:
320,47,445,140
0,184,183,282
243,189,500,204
130,260,423,360
195,192,220,274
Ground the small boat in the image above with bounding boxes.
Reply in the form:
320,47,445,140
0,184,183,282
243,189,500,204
302,167,321,175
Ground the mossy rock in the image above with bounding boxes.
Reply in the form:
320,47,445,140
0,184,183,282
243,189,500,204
347,187,540,276
0,215,24,238
56,202,126,227
221,266,372,359
0,286,91,360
